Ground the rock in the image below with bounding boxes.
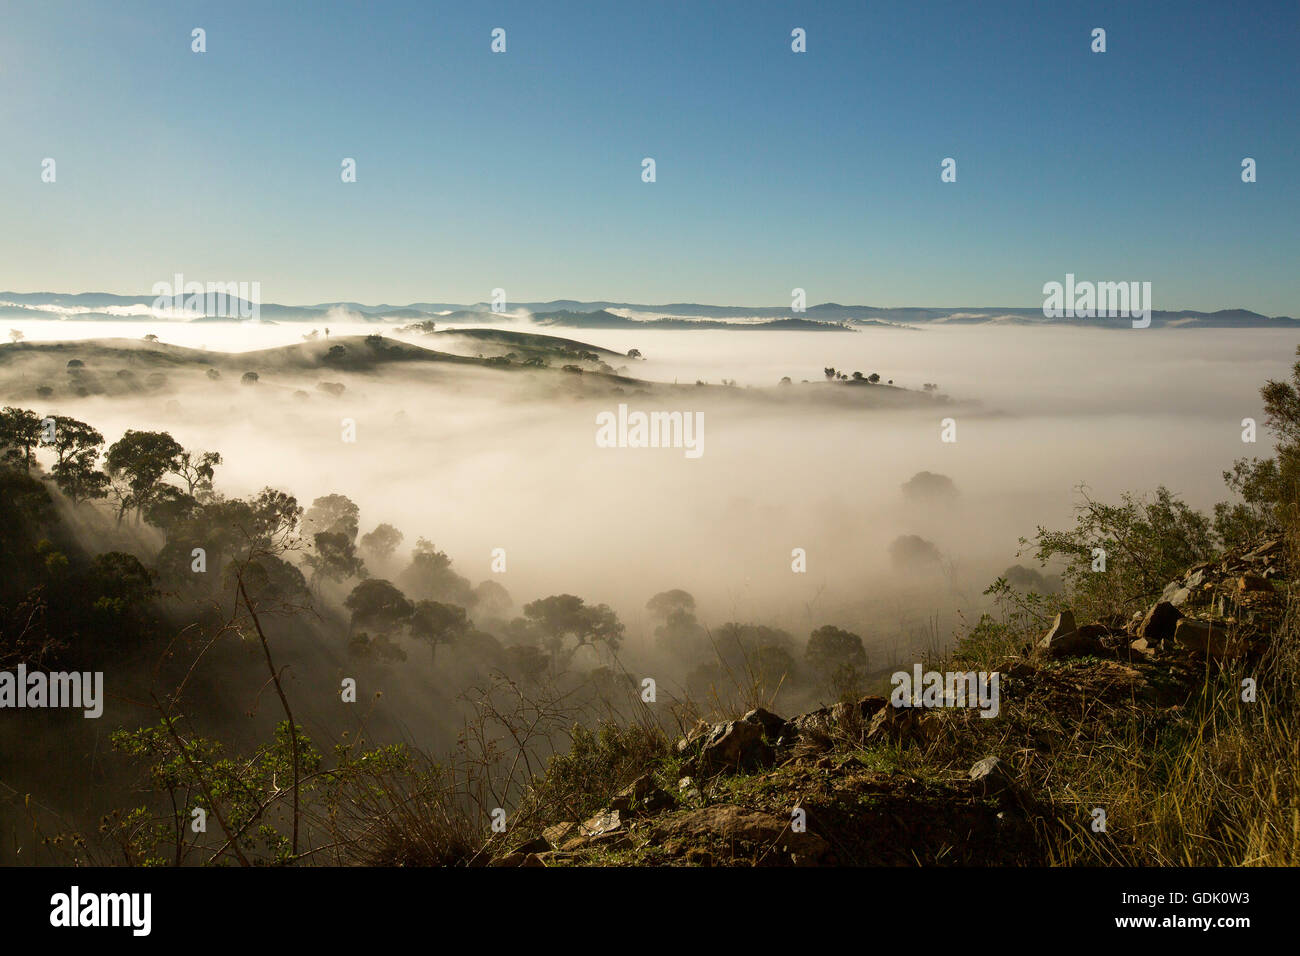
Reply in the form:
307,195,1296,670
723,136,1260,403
788,707,835,737
579,809,624,840
858,695,889,718
742,707,786,739
489,852,530,867
674,720,712,756
554,809,629,852
1137,601,1182,644
969,756,1014,796
653,805,828,865
520,853,545,867
699,719,774,772
608,774,655,812
1036,610,1102,658
1160,580,1192,608
1173,618,1239,659
1042,610,1076,643
542,822,576,848
513,837,550,854
1128,637,1157,658
865,705,937,744
1238,574,1271,594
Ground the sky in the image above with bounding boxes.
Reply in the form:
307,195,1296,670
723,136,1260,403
1,0,1296,312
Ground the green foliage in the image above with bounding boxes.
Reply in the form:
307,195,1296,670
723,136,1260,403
529,722,668,825
105,429,185,522
109,718,322,865
1023,485,1215,620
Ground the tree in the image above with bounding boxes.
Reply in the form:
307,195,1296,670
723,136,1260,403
305,494,360,542
627,348,642,359
805,625,868,698
90,551,157,622
824,367,836,380
646,589,694,618
105,430,184,523
867,373,881,384
409,600,471,662
360,522,403,560
176,449,222,498
206,368,221,380
344,579,412,634
518,594,624,662
713,622,796,674
888,534,943,572
307,530,366,584
901,471,958,503
0,407,43,470
8,329,22,343
1026,485,1215,619
45,415,103,469
50,449,110,504
241,371,259,385
396,538,474,606
1220,344,1300,532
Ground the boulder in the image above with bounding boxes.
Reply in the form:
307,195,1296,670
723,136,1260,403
1173,618,1239,659
699,719,775,772
865,705,937,745
1159,581,1192,608
1036,610,1102,658
1137,601,1182,644
609,773,672,815
858,695,889,718
1238,574,1272,594
742,707,787,739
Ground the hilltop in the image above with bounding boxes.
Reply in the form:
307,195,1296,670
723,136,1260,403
479,534,1295,867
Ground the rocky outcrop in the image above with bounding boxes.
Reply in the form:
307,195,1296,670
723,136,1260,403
652,805,828,865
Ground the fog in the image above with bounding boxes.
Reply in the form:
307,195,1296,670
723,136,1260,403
6,319,1291,665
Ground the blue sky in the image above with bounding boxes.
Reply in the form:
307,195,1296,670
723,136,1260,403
1,0,1296,312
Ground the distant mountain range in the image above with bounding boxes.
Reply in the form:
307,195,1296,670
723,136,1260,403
1,292,1296,329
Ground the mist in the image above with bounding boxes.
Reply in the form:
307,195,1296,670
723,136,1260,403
5,321,1289,661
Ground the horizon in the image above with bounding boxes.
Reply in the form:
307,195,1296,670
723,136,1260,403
2,289,1296,320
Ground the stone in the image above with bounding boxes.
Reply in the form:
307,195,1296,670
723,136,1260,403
608,774,654,812
969,756,1014,796
742,707,787,739
1238,574,1271,593
542,822,576,848
699,718,774,772
1173,618,1237,659
1037,610,1102,657
1160,580,1192,608
653,805,828,865
1137,601,1183,644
